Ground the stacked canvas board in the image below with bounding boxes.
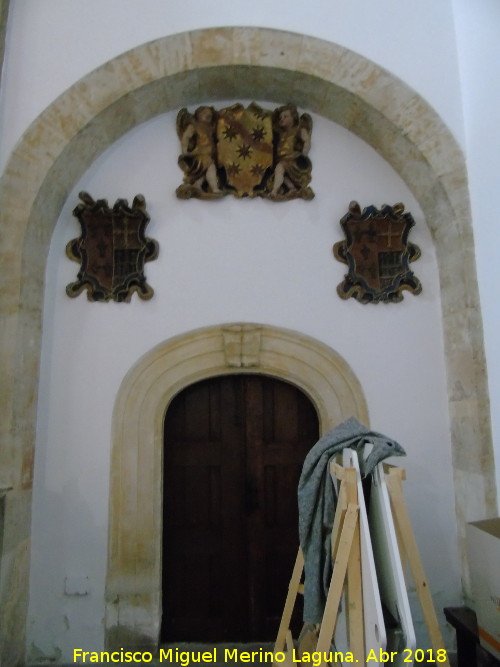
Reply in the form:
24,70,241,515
275,448,448,667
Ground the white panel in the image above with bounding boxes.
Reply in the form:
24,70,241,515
338,448,387,665
369,463,416,666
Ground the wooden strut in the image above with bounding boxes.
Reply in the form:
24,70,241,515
274,461,363,666
384,465,451,667
275,461,451,667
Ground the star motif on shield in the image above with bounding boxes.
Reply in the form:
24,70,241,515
251,164,265,177
223,126,239,142
227,163,241,176
237,144,253,160
251,108,269,121
251,126,266,142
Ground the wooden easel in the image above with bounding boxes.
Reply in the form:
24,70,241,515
274,460,364,666
274,460,451,667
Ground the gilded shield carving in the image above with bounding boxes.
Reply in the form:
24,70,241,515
217,103,273,197
175,102,314,201
333,201,422,303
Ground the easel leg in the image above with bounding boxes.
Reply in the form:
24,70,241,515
274,464,363,667
385,468,451,667
315,503,359,661
345,472,364,662
274,548,304,652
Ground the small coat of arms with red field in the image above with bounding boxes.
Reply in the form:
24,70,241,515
333,201,422,303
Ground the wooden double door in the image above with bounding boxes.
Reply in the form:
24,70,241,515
161,374,319,642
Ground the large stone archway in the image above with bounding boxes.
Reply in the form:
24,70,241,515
106,323,369,647
0,26,496,663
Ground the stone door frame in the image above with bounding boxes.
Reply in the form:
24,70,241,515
106,323,369,647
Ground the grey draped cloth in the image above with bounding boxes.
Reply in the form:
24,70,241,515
297,416,406,623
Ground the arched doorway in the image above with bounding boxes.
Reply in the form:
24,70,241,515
161,374,319,641
105,323,368,647
105,323,370,649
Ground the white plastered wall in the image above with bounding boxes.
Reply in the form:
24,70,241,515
452,0,500,498
28,106,459,658
0,0,464,170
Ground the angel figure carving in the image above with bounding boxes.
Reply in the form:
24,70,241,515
268,105,314,201
176,106,224,199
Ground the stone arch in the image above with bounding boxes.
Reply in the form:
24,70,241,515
0,25,495,660
106,323,368,646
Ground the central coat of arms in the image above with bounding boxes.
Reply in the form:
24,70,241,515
175,102,314,201
217,102,273,197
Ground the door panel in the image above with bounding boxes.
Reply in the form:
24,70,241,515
162,375,319,641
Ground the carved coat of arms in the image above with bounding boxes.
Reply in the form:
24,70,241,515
217,102,273,197
66,192,159,302
175,102,314,201
333,201,422,303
